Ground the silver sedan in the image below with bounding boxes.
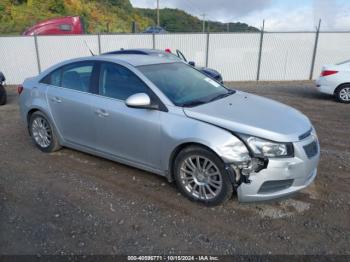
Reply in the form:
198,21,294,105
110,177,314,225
19,54,320,205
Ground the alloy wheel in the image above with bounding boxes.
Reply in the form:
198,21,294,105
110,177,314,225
31,116,52,148
179,155,223,200
339,87,350,102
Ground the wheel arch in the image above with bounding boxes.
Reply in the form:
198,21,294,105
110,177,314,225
26,106,51,126
26,107,61,141
167,142,224,182
334,82,350,95
27,108,40,126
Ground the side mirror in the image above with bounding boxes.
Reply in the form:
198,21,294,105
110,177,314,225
125,93,156,109
188,61,196,67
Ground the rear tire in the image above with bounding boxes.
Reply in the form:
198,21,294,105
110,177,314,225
174,145,233,206
0,85,7,105
29,111,61,153
335,84,350,103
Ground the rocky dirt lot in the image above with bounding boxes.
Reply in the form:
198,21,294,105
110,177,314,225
0,81,349,255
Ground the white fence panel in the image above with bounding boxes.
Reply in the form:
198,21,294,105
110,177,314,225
0,36,38,85
313,33,350,78
260,33,315,81
100,34,153,53
155,34,207,67
1,32,350,84
37,35,99,71
208,33,260,81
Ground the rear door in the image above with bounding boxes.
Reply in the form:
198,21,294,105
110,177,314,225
45,61,97,148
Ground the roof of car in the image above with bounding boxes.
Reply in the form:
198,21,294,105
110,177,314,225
104,48,165,55
99,54,178,66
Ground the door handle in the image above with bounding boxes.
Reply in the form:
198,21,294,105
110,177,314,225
95,109,109,117
50,97,62,103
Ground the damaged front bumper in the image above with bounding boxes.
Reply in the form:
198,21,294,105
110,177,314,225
230,134,320,202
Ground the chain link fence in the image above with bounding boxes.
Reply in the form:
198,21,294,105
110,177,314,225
0,31,349,84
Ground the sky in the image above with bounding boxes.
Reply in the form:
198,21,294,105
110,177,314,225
129,0,350,31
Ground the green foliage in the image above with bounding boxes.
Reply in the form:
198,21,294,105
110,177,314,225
105,0,132,11
137,8,259,33
0,0,258,35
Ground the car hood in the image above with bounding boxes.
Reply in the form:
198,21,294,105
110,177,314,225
183,91,311,142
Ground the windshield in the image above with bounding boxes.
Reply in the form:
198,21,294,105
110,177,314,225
138,62,234,107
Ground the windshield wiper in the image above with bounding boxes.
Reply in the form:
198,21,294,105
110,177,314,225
180,100,207,107
181,90,235,107
208,90,235,103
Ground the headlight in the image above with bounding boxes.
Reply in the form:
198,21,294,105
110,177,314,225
240,135,294,158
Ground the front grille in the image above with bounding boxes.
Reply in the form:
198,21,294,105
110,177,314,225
303,140,318,158
258,179,294,194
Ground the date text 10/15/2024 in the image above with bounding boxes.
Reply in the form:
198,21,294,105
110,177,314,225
127,256,219,261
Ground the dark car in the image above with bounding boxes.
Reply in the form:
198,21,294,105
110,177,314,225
143,26,167,34
103,48,223,83
0,71,6,105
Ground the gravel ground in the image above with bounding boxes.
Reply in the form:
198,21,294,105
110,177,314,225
0,81,349,255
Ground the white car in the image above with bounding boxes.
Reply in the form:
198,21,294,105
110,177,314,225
316,60,350,103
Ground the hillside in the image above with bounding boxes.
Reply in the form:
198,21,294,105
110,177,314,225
136,8,259,33
0,0,258,34
0,0,153,34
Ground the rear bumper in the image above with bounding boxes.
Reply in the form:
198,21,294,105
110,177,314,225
316,83,335,95
237,135,320,202
315,78,337,95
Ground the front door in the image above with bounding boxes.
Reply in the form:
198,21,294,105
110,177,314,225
92,62,162,169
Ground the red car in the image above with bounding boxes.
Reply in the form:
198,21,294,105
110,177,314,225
22,16,84,36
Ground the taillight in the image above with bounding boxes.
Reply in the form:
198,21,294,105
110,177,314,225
165,48,172,53
320,70,338,77
17,85,23,95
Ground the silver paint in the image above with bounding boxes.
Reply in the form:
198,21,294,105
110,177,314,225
19,55,320,202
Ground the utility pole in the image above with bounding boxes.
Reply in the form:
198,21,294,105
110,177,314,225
157,0,160,27
227,23,230,32
309,19,322,80
201,13,206,32
256,20,265,81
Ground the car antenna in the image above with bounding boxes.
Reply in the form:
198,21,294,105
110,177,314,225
84,40,95,56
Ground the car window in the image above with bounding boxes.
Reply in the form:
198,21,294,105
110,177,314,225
61,63,93,92
138,62,232,107
336,59,350,65
40,69,62,86
59,24,72,32
41,62,93,92
99,62,150,100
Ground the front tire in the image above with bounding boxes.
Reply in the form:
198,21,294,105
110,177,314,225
335,85,350,103
29,111,61,153
174,146,233,206
0,85,7,105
